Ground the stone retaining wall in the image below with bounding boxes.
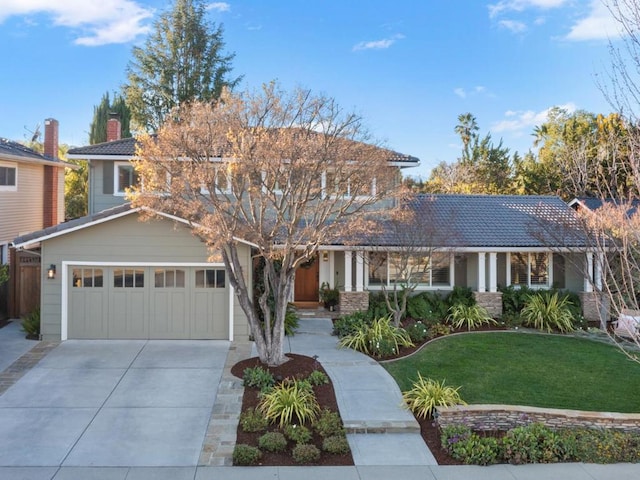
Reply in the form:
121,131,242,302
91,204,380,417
437,404,640,433
339,291,369,315
473,292,503,318
580,292,608,325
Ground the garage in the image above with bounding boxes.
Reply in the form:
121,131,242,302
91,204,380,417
67,265,229,339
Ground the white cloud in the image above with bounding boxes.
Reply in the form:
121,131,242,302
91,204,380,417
352,33,405,51
0,0,153,46
207,2,230,12
454,88,466,98
499,19,527,33
565,0,622,41
491,102,577,133
488,0,568,18
454,85,490,99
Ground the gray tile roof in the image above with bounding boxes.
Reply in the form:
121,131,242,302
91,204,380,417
13,195,588,250
363,194,588,248
67,136,419,165
0,138,61,163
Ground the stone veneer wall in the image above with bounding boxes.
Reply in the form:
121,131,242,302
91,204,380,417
473,292,503,318
339,291,369,315
580,292,608,325
437,404,640,433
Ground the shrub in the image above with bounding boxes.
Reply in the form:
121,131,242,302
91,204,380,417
367,292,390,319
314,409,344,437
428,322,452,338
292,443,321,464
567,428,640,463
239,407,269,433
338,315,413,358
242,366,275,391
21,307,40,338
285,303,300,336
322,435,350,455
450,434,502,465
258,379,320,427
406,294,431,320
283,424,313,444
333,311,369,338
307,370,329,386
441,424,472,450
520,292,575,333
232,444,262,465
446,303,496,331
445,286,475,309
500,285,534,315
405,320,429,342
402,374,466,419
502,423,565,464
258,431,288,452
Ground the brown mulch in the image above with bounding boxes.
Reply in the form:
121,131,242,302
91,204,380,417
231,353,354,466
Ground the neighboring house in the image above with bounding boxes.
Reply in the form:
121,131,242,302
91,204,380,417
11,119,599,341
0,119,69,317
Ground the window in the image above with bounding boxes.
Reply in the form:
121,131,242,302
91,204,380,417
154,269,185,288
322,171,375,198
72,268,104,288
195,269,225,288
510,252,550,288
368,252,451,287
113,269,144,288
0,162,17,191
114,162,139,195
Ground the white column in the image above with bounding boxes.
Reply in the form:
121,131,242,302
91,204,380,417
344,250,352,292
595,252,603,291
355,251,364,292
584,253,594,293
506,252,511,286
489,252,497,293
478,252,486,293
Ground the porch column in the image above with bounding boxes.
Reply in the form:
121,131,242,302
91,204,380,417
355,251,364,292
477,252,486,292
344,250,352,292
594,252,603,291
584,252,594,293
488,252,497,293
505,252,511,286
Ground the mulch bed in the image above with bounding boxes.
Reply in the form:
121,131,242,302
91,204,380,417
231,353,354,466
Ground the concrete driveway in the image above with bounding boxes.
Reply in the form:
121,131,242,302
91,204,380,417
0,339,229,467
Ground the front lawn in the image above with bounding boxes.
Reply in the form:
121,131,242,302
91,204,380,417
383,331,640,413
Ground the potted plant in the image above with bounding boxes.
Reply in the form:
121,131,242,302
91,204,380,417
319,282,340,311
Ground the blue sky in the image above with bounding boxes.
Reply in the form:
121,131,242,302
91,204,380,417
0,0,626,179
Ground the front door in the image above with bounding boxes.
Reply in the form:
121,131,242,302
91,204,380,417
294,256,320,302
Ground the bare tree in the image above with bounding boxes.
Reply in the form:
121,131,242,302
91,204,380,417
130,83,401,365
367,196,457,326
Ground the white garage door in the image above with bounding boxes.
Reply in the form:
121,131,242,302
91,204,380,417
68,266,228,339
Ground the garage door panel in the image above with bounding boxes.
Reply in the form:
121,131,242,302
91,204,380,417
69,290,107,338
150,290,189,339
110,287,148,339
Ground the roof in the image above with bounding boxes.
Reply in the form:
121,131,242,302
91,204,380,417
14,194,589,251
569,197,640,217
363,194,589,249
67,136,420,166
0,138,69,167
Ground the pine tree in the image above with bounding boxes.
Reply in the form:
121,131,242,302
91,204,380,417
89,91,132,145
124,0,241,132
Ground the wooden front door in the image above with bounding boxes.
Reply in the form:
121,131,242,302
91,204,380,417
294,256,320,302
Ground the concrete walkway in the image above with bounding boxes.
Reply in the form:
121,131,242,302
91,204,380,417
0,320,39,372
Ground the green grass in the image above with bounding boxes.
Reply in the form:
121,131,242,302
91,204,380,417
383,332,640,413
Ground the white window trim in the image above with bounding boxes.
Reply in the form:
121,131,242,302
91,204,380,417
509,252,553,289
113,161,136,196
365,251,454,290
321,171,376,200
0,161,17,192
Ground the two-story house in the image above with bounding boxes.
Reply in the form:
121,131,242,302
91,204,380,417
1,119,68,317
12,118,600,341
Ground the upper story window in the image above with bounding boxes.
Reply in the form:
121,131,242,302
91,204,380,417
114,162,139,196
0,162,17,191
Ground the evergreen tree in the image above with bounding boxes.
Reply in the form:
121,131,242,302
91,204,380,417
89,91,132,145
124,0,241,132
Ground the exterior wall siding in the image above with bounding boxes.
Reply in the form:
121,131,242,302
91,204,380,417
0,162,44,245
89,161,128,214
40,213,250,340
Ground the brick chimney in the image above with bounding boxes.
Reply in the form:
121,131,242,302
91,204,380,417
43,118,59,228
107,113,121,142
